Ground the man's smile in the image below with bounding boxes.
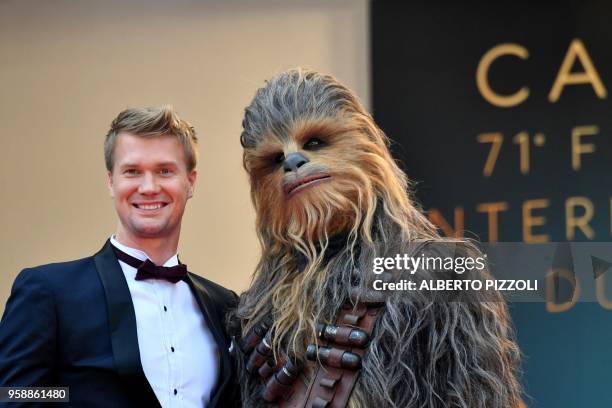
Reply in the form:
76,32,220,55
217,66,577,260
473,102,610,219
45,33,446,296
132,202,169,211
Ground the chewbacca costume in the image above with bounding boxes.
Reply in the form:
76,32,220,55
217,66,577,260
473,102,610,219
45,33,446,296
230,69,522,408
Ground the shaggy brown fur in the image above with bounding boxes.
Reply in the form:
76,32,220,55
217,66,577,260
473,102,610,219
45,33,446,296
232,68,522,407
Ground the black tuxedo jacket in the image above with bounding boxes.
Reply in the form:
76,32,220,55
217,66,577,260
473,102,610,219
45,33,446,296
0,241,238,407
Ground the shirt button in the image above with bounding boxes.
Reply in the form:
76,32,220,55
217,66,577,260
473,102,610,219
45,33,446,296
171,346,175,352
174,389,177,395
163,306,167,312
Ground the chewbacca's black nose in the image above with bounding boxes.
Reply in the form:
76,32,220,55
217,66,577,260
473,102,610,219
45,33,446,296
283,152,309,172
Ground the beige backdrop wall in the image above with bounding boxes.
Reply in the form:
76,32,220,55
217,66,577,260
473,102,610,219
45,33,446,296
0,0,369,312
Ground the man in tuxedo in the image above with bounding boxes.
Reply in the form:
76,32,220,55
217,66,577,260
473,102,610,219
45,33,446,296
0,106,237,407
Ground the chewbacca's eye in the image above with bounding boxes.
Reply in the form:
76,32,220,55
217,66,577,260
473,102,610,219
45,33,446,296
303,137,325,150
273,153,285,164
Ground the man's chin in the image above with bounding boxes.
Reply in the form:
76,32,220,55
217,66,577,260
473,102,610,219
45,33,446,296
127,221,172,239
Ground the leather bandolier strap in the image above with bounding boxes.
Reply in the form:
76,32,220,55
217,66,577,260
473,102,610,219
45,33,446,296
280,301,383,408
241,299,383,408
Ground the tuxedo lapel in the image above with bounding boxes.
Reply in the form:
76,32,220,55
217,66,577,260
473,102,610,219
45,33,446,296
93,240,159,406
185,274,233,405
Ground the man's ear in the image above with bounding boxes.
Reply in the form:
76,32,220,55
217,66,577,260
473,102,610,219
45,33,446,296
107,171,115,198
187,169,197,199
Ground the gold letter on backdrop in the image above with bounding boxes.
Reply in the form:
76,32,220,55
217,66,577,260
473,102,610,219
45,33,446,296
523,199,550,242
571,125,598,170
565,196,595,240
546,268,580,313
596,274,612,310
428,207,464,238
477,202,509,242
477,43,530,108
548,39,608,102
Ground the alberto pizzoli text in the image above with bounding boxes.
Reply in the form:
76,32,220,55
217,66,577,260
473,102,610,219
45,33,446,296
373,279,538,292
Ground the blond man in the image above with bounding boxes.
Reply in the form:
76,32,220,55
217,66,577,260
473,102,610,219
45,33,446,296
0,106,237,407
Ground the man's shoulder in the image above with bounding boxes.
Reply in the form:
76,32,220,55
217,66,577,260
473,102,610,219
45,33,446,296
6,255,102,313
16,255,97,287
187,272,238,307
23,255,96,275
29,255,95,271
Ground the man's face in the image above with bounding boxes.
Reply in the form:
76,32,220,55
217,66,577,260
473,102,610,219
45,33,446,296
108,132,196,243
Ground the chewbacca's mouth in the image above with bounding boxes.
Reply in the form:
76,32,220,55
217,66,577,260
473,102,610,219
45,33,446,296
284,174,331,197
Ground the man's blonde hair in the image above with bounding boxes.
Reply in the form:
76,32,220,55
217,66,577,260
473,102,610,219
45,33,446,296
105,105,198,172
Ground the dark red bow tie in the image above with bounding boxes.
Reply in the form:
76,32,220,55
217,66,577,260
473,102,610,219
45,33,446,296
112,245,188,283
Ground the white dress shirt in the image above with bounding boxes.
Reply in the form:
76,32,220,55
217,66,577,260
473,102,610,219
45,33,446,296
110,236,219,408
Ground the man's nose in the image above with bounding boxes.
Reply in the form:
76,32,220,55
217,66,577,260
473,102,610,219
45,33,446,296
283,152,309,173
138,172,161,194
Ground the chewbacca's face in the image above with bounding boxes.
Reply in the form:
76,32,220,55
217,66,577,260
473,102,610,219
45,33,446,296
243,117,378,241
